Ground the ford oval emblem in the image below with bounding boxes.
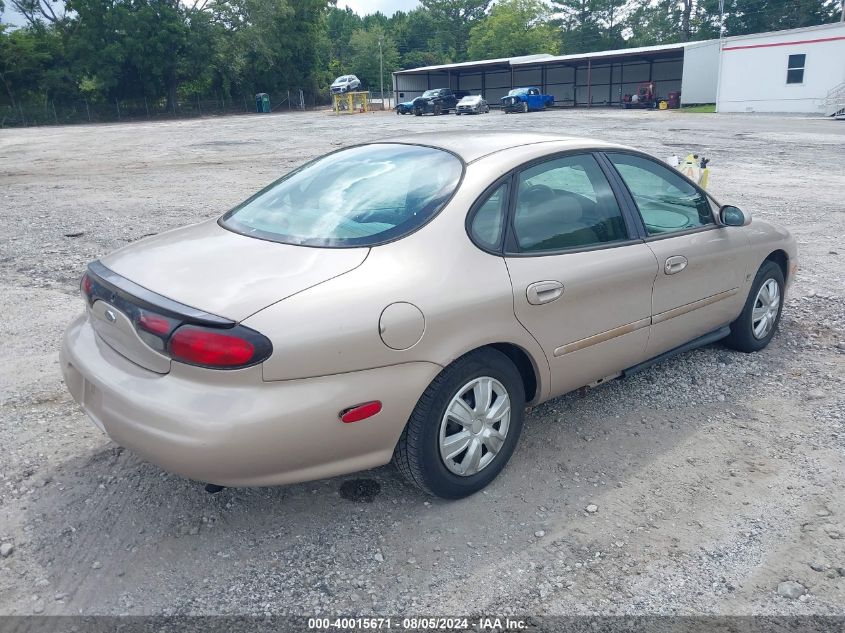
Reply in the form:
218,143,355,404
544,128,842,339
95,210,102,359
105,309,117,323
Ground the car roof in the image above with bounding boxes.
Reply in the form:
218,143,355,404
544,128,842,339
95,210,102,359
381,132,628,164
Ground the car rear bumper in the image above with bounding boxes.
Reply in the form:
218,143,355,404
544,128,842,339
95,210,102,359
60,314,441,487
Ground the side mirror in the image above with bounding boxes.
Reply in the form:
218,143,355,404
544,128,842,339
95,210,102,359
720,205,751,227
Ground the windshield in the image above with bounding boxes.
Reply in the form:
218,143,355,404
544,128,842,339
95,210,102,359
460,96,480,103
421,90,438,97
508,88,529,96
334,76,347,83
220,144,463,247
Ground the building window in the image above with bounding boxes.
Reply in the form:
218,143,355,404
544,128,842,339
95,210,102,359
786,54,805,84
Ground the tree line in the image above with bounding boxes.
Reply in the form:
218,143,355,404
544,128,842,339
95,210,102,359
0,0,839,119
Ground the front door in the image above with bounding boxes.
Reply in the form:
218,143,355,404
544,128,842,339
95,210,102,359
502,153,659,398
605,152,749,357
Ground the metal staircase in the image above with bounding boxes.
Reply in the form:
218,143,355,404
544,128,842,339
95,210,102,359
824,82,845,118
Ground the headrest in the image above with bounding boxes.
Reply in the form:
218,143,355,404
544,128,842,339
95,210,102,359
557,196,583,223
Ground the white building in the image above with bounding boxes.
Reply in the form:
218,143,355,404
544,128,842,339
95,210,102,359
392,21,845,115
716,22,845,114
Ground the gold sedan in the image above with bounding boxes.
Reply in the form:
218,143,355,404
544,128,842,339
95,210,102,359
60,133,797,498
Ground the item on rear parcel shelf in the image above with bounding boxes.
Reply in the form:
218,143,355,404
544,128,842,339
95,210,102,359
668,153,711,189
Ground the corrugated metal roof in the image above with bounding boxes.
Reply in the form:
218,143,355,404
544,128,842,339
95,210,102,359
393,54,555,75
510,40,717,66
393,41,718,75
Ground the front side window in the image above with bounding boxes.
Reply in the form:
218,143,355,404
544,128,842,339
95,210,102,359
787,53,805,84
607,153,713,236
221,144,462,247
469,182,508,250
512,154,628,252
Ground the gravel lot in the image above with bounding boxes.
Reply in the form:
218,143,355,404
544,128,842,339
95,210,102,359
0,109,843,618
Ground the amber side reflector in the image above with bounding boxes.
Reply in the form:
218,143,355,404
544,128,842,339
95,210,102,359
340,401,382,423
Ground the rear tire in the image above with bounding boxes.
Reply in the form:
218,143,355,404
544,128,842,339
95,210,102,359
393,349,525,499
724,261,785,353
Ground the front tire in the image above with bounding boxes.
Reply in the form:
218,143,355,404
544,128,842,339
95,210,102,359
724,260,785,353
522,102,529,113
393,348,525,499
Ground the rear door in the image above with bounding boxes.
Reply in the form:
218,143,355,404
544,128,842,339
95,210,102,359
501,152,658,398
605,152,749,357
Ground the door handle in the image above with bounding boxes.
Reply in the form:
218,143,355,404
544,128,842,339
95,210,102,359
664,255,688,275
526,280,564,305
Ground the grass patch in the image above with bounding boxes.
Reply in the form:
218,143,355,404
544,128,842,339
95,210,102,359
678,104,717,113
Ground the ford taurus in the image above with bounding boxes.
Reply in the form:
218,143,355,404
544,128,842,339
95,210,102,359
60,133,797,498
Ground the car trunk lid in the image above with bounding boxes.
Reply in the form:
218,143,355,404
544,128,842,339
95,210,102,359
87,219,368,373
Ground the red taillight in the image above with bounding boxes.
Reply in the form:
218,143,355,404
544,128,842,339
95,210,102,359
169,325,256,368
340,401,382,423
81,273,93,303
137,312,175,336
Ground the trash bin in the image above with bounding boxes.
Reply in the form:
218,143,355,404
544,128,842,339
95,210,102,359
255,93,270,113
667,91,681,109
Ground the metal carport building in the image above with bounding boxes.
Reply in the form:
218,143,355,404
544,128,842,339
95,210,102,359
393,40,720,108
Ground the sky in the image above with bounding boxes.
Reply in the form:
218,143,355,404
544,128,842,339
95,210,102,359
339,0,420,16
2,0,421,26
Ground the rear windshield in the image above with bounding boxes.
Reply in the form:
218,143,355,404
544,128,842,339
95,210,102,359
220,144,463,247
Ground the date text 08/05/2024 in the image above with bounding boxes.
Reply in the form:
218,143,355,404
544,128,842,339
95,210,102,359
307,616,528,630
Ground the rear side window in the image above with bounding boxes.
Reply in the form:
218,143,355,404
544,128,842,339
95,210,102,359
221,144,463,247
469,182,508,250
512,154,628,252
607,153,713,236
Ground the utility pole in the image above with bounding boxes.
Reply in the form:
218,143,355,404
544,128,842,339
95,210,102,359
840,0,844,22
714,0,725,113
379,36,384,106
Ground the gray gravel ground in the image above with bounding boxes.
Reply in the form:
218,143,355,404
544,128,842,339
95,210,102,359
0,109,843,617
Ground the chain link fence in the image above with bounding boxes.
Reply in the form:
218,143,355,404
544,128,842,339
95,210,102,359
0,88,329,128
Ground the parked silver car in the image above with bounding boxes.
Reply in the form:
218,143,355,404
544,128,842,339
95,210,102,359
330,75,361,94
455,95,490,115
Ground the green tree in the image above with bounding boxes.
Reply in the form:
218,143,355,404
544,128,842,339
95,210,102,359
624,0,684,46
419,0,491,61
0,24,53,106
720,0,838,36
66,0,210,108
468,0,557,59
348,24,399,97
552,0,603,52
390,8,445,68
326,5,362,73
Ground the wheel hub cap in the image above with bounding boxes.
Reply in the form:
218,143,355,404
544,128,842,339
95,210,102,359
751,278,780,340
439,377,511,477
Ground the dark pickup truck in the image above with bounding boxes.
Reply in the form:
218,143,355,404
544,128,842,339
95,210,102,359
412,89,468,115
